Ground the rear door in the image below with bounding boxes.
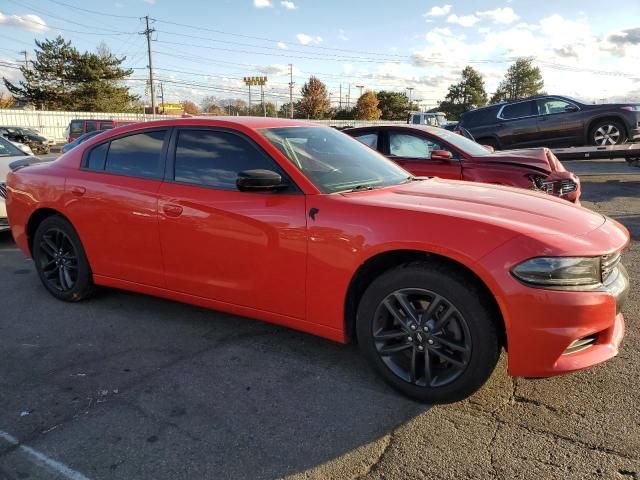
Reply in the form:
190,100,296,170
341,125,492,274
497,100,539,148
384,129,462,179
64,128,169,287
157,128,308,318
535,97,584,147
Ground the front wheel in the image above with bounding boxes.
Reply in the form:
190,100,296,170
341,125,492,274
357,262,500,403
33,215,94,302
590,120,627,146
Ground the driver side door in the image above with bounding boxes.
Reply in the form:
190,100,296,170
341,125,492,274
383,129,462,179
157,128,308,319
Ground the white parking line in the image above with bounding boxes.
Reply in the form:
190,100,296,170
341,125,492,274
0,429,91,480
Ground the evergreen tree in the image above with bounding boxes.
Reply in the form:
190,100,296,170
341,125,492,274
438,66,488,120
490,58,545,103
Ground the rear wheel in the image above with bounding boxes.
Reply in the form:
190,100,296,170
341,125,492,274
590,120,627,146
356,262,500,403
33,215,94,301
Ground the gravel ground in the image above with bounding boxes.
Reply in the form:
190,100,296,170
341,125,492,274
0,171,638,480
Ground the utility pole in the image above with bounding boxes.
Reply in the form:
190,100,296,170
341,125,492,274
141,16,156,114
339,84,342,109
355,84,364,98
19,50,29,69
288,63,294,118
158,81,165,114
347,83,351,108
406,87,414,107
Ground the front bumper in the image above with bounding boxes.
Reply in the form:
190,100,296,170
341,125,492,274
500,261,629,377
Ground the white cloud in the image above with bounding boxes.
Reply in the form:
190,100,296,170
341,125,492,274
253,0,272,8
280,1,296,9
338,29,349,41
476,7,519,24
0,12,48,33
296,33,322,45
277,41,288,49
447,14,479,27
343,63,353,74
424,4,452,17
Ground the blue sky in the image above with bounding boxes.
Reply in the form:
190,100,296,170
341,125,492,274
1,0,640,109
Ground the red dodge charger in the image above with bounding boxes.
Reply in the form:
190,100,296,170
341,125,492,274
346,125,581,203
5,118,629,403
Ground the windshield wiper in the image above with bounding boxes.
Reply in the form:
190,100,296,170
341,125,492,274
346,184,375,192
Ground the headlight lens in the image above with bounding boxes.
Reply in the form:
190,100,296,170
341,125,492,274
512,257,601,287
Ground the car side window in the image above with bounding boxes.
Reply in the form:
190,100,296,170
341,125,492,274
85,121,97,133
86,142,109,170
174,129,288,190
70,121,83,135
352,132,378,149
537,99,575,115
103,130,167,179
389,132,445,159
500,101,536,120
411,115,421,125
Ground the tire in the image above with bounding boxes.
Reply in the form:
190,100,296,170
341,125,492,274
33,215,94,302
356,261,500,403
590,120,627,146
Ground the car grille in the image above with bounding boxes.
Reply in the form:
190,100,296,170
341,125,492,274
563,335,597,355
0,182,6,199
601,252,621,283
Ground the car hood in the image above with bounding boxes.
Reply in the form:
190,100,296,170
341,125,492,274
347,178,603,236
469,148,564,175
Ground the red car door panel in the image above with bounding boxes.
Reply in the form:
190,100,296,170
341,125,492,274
157,128,308,319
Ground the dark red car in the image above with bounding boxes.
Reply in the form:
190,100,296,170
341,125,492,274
346,125,581,203
6,118,629,403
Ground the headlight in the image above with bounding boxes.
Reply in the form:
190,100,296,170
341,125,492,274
512,257,601,287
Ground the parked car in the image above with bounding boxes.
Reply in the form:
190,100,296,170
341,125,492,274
0,126,50,154
8,139,34,155
345,124,581,203
442,122,475,140
459,95,640,149
62,130,104,153
6,118,629,403
0,136,32,232
407,111,448,127
66,119,136,142
23,128,56,147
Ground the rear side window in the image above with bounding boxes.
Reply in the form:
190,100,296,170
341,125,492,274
352,132,378,149
460,107,498,127
70,121,83,135
174,130,284,190
104,130,167,179
86,142,109,170
99,122,114,130
411,115,421,125
500,101,536,120
85,121,97,132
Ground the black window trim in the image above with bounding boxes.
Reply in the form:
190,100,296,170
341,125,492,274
81,127,172,181
165,126,302,194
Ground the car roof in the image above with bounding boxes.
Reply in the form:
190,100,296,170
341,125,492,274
102,116,328,133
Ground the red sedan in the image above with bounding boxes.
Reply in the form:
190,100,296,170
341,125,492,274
345,125,581,203
6,118,629,403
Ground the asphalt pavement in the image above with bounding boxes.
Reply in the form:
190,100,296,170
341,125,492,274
0,170,638,479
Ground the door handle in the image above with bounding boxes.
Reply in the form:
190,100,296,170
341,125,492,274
162,204,183,217
70,186,86,196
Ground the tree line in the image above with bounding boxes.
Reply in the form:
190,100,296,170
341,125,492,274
2,36,545,120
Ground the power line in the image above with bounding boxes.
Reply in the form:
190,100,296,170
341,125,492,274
44,0,140,19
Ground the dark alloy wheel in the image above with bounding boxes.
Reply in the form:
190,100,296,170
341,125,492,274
372,288,471,388
33,215,94,301
591,120,627,146
357,261,500,403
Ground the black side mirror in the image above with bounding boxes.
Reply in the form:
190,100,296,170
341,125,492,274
236,169,285,192
564,105,579,113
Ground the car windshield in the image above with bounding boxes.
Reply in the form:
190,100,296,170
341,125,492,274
261,126,411,193
0,137,26,157
429,128,492,157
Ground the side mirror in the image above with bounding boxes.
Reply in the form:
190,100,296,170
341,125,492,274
431,149,453,161
482,145,495,153
564,105,579,113
236,169,284,192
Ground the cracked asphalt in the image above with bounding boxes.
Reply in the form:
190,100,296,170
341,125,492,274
0,167,638,480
